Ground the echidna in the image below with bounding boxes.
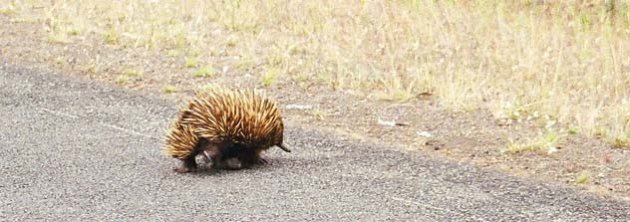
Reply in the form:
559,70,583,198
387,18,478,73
164,86,291,173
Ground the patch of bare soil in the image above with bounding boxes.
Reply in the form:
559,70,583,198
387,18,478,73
2,16,629,201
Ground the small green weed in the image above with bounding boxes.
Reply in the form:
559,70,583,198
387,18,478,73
193,66,216,78
163,85,177,94
311,109,326,121
47,33,70,44
262,67,281,87
104,29,120,45
504,131,560,155
124,68,144,78
115,75,130,85
185,57,199,68
611,136,630,149
576,172,589,184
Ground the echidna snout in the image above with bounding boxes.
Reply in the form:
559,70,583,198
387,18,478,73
278,143,291,153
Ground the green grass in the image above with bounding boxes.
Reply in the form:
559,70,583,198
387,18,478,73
114,75,130,85
103,28,120,45
611,136,630,149
261,67,281,87
0,7,17,17
184,57,199,68
82,56,102,74
235,55,255,71
310,109,326,121
163,85,177,94
47,32,70,44
576,172,590,184
123,68,144,78
53,56,67,66
193,66,216,78
504,131,560,155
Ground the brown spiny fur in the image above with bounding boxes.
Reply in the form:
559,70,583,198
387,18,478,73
163,86,290,173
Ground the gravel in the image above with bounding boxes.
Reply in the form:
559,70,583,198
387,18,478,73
1,63,629,221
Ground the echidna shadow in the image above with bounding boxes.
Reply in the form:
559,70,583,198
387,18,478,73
164,87,291,173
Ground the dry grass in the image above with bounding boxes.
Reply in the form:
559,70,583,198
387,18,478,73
2,0,629,147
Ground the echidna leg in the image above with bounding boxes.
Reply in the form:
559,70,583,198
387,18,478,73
254,149,268,165
200,139,238,170
174,154,198,173
174,138,215,173
216,157,243,170
238,149,267,167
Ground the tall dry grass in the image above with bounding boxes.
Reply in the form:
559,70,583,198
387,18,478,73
2,0,629,146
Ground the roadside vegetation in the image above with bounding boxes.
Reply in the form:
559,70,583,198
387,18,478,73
3,0,627,148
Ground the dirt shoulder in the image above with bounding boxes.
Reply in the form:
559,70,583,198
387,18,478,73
2,15,629,202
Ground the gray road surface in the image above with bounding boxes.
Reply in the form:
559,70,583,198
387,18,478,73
1,63,629,221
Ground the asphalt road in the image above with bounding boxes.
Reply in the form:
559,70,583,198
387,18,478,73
1,63,630,221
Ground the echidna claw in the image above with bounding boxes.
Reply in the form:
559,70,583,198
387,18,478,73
202,150,213,163
278,144,291,153
256,158,269,165
173,167,195,174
